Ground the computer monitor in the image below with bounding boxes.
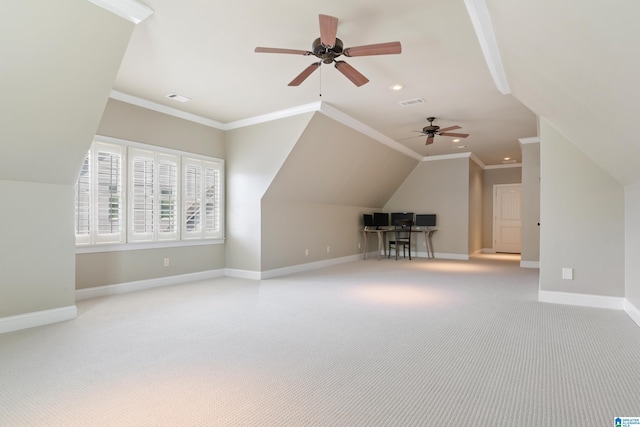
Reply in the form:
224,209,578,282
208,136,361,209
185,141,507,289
373,212,389,228
391,212,414,225
415,214,436,227
363,214,374,227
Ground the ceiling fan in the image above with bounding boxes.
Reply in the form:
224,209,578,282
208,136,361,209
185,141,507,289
255,14,401,87
418,117,469,145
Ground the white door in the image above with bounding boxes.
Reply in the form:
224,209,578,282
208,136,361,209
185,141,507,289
493,184,522,253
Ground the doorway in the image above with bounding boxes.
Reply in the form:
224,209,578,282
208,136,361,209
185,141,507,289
493,184,522,253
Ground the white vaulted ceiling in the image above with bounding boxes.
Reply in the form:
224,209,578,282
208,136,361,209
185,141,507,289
110,0,640,183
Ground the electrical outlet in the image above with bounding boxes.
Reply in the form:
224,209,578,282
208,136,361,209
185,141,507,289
358,242,361,249
305,249,309,256
164,258,170,267
562,267,573,280
326,246,330,253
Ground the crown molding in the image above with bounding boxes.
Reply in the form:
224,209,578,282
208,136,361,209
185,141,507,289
109,90,225,129
519,136,540,144
423,152,471,162
317,102,423,161
485,163,522,169
224,102,321,130
464,0,510,94
88,0,153,24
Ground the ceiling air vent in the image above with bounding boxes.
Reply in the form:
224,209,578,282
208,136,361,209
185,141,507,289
166,93,191,103
398,98,425,107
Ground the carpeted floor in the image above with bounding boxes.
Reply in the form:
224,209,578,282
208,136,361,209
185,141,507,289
1,255,639,426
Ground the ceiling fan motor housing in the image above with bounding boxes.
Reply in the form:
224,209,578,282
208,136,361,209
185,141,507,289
312,37,344,63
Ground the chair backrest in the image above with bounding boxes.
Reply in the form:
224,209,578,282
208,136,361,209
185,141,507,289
395,219,412,240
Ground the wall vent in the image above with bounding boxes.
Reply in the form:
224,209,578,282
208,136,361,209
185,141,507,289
398,98,425,107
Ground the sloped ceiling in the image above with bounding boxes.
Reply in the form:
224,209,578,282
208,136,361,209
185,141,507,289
263,113,419,207
112,0,537,167
485,0,640,185
0,1,134,185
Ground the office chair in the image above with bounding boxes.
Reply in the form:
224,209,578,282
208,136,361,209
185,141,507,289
388,219,412,260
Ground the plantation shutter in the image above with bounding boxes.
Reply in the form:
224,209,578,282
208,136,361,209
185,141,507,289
128,149,179,242
204,165,221,236
129,148,155,241
182,157,223,239
157,153,179,240
75,152,91,244
183,161,202,237
94,142,125,243
74,139,223,246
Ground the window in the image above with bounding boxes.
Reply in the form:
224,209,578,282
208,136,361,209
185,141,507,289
128,148,179,242
75,138,224,246
75,141,125,244
182,157,222,239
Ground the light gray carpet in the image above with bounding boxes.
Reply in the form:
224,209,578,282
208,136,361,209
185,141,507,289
1,255,639,426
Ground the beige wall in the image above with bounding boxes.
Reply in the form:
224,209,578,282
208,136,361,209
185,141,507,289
98,99,225,159
0,2,133,319
625,182,640,309
77,245,223,289
384,156,470,257
260,113,418,271
539,119,624,296
521,142,540,264
0,182,76,316
225,113,314,272
76,99,227,289
481,167,522,249
469,159,484,254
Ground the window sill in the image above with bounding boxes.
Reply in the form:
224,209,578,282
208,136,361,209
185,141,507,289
75,238,225,254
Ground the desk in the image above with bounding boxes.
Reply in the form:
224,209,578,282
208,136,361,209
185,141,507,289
362,228,391,260
363,227,437,260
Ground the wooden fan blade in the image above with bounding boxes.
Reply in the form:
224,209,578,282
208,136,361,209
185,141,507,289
438,125,462,133
426,136,434,145
334,61,369,86
439,132,469,138
255,47,311,55
344,41,402,57
288,62,320,86
319,14,338,47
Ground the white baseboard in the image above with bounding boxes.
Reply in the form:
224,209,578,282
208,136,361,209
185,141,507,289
75,269,225,301
538,290,624,310
433,252,470,260
260,254,362,279
520,260,540,268
0,305,77,334
224,268,261,280
624,299,640,328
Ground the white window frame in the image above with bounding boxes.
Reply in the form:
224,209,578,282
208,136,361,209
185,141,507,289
75,136,224,251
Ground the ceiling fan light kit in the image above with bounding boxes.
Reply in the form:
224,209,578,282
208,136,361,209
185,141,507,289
255,14,401,87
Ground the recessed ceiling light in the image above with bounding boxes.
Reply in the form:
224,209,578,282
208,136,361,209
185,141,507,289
456,145,469,149
453,139,460,142
389,84,404,91
504,157,510,160
166,92,191,103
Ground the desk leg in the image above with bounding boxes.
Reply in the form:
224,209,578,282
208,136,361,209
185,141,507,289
363,231,368,259
426,231,435,258
377,232,383,260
